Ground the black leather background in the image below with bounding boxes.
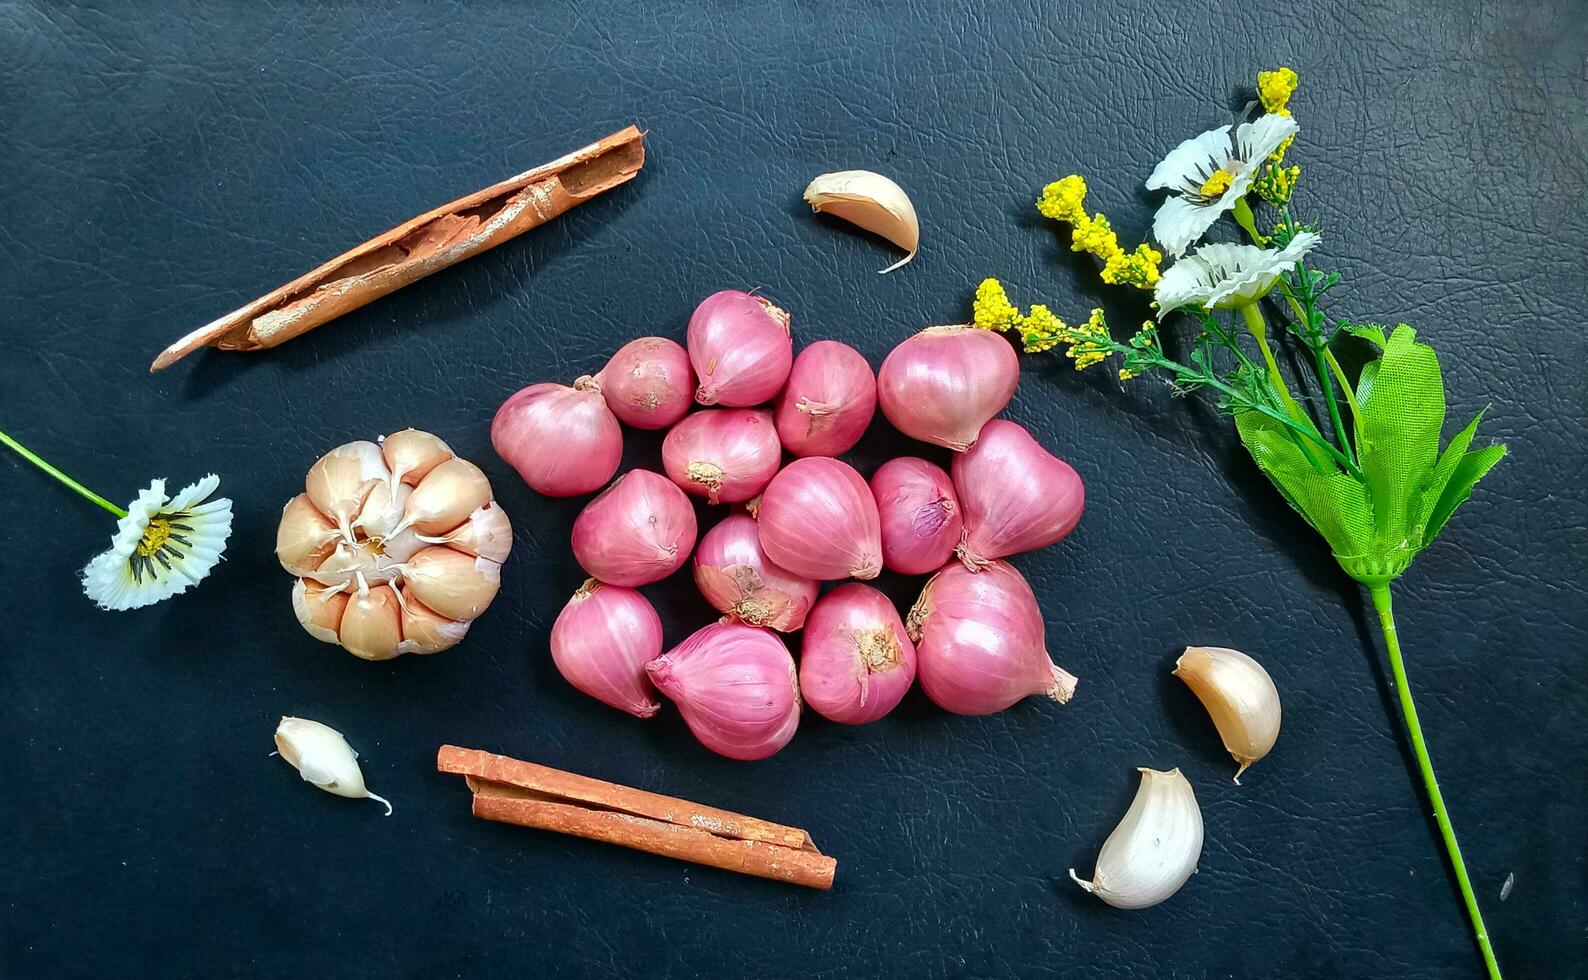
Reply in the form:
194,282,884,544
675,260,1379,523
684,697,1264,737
2,2,1585,978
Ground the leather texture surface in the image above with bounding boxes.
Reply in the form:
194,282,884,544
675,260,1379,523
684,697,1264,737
2,2,1584,977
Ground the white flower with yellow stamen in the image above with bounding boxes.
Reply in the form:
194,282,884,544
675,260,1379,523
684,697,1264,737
1154,232,1320,317
1146,114,1299,258
80,476,233,610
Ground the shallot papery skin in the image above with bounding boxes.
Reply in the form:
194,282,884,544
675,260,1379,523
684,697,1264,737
276,429,508,659
687,290,794,407
798,584,917,724
491,379,622,497
757,457,882,581
907,560,1077,715
877,326,1019,451
596,337,694,430
571,470,698,587
692,514,818,631
774,340,877,457
550,579,664,718
646,622,800,761
954,420,1085,569
870,457,962,575
661,408,782,505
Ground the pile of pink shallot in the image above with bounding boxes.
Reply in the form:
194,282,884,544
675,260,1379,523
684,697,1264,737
492,289,1085,761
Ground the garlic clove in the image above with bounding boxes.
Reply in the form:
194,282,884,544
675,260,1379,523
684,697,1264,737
1173,646,1282,783
431,503,513,563
380,428,454,487
291,578,349,644
803,170,920,273
351,476,413,540
337,583,404,660
399,458,493,536
305,441,390,534
1071,767,1203,910
402,546,501,622
273,716,391,815
396,589,471,655
276,493,340,576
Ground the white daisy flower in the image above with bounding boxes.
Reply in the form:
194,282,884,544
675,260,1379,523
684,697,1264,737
1146,113,1299,258
1,425,232,611
1154,231,1321,317
81,476,233,610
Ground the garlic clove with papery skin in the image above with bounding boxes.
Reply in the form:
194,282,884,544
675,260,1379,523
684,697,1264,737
292,578,348,644
1070,767,1203,910
1173,646,1282,783
397,458,492,537
803,170,920,273
305,441,389,534
274,717,391,815
380,428,454,487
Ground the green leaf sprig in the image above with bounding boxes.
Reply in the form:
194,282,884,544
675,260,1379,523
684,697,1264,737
975,68,1507,978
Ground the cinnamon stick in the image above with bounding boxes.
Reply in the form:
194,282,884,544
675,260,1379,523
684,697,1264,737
438,746,836,890
150,125,645,371
438,745,811,850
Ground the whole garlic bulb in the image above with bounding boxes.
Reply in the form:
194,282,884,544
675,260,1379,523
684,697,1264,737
275,429,510,659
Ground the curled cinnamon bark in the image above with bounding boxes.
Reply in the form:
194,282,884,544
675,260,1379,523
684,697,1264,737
150,126,645,371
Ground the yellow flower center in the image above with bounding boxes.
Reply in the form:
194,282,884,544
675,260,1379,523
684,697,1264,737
136,517,173,557
1199,168,1235,198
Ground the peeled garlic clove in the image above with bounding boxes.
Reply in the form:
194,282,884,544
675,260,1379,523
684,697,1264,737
1173,646,1282,783
399,458,492,536
396,589,471,655
402,546,501,622
276,493,340,576
381,428,453,487
274,717,391,815
803,170,920,274
338,583,403,660
306,441,390,533
1071,768,1203,910
291,578,348,644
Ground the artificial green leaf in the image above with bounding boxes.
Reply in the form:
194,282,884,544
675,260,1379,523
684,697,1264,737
1346,323,1388,348
1423,443,1507,545
1417,408,1487,537
1235,408,1375,560
1356,325,1445,544
1355,358,1380,411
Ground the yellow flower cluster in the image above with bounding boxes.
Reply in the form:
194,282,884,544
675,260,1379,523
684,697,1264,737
1253,162,1301,206
1036,176,1162,290
972,279,1116,371
1258,66,1300,165
1257,66,1298,115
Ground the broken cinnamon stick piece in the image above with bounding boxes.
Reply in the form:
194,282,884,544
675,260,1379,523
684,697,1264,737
150,125,645,372
438,746,836,890
438,744,811,850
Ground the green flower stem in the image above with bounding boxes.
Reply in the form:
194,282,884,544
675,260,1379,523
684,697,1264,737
1239,303,1320,437
0,426,127,518
1314,346,1355,461
1370,585,1503,980
1232,198,1268,245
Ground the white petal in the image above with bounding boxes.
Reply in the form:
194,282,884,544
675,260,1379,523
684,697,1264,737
1153,253,1219,317
1146,125,1233,194
164,474,221,513
1233,113,1298,165
1151,194,1230,259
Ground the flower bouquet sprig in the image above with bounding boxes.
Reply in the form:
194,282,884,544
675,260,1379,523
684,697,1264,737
975,68,1507,978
